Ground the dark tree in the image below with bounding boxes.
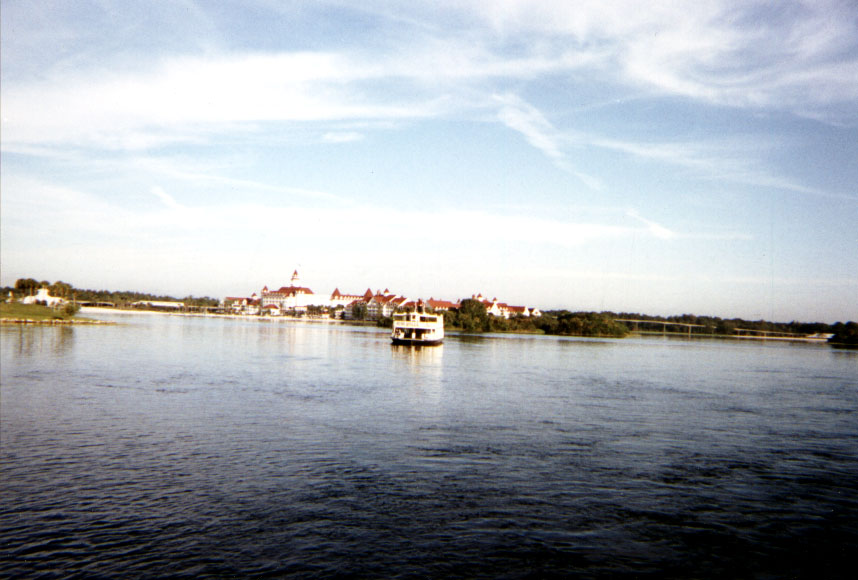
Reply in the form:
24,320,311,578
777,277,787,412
15,278,40,294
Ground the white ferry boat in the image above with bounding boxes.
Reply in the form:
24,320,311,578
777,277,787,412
391,302,444,346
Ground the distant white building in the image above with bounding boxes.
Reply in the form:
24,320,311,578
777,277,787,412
261,270,325,312
368,292,409,319
223,294,260,315
469,292,540,319
22,287,65,307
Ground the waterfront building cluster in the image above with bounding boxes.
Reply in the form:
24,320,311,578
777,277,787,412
468,293,542,319
222,270,540,320
20,287,66,307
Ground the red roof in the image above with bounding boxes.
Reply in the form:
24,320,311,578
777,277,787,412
267,285,314,296
373,294,399,304
427,298,458,310
332,288,363,300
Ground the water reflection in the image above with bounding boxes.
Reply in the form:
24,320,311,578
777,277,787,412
390,344,443,366
390,344,444,402
3,326,76,359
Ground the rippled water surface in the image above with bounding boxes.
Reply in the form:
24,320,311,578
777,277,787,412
2,312,857,578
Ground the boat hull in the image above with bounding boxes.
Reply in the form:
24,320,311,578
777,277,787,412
391,337,443,346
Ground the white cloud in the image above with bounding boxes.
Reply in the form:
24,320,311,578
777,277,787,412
0,52,432,150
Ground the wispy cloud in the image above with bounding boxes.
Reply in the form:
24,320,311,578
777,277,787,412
464,0,858,118
3,1,856,153
493,94,851,201
589,135,858,201
626,210,676,240
494,93,603,189
495,94,565,162
151,186,182,210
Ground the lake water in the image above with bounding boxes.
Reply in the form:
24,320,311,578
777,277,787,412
2,311,857,578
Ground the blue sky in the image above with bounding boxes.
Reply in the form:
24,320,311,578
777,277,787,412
2,0,856,322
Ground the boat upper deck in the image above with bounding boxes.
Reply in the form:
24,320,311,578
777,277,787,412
392,311,442,328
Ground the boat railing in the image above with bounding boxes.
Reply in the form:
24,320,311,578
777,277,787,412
393,319,440,329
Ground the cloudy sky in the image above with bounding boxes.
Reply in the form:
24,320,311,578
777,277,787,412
2,0,856,322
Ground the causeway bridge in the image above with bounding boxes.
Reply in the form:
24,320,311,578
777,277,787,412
615,319,830,342
614,319,706,336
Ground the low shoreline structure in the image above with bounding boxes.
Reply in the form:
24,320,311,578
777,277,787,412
629,330,830,343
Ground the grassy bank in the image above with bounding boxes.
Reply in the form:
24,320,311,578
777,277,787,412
1,302,85,322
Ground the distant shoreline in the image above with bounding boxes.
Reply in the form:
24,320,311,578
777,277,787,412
0,317,111,325
80,306,360,325
2,310,840,345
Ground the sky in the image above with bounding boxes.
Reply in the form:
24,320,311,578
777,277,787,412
2,0,857,323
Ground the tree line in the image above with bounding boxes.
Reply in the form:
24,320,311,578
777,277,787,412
828,321,858,347
436,300,852,339
4,278,219,308
611,311,836,336
442,299,630,337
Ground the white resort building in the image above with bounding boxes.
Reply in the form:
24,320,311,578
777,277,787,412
22,287,65,307
261,270,320,313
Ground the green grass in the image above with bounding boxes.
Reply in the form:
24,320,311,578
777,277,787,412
0,302,78,321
